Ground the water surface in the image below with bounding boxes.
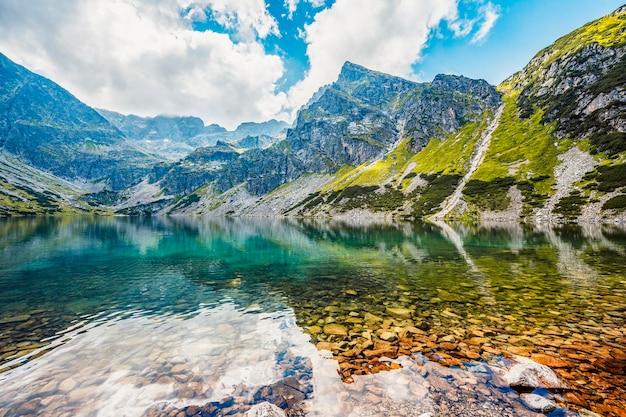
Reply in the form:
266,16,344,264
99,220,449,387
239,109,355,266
0,217,624,416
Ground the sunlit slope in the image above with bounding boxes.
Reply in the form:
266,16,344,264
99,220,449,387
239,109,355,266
293,6,626,221
290,113,495,217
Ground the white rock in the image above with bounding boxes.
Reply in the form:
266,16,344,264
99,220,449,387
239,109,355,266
499,356,565,389
245,402,286,417
521,394,557,413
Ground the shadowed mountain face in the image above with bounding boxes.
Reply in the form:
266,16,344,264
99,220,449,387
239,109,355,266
0,53,154,190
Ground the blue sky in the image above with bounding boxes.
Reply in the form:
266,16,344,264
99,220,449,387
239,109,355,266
0,0,623,129
416,0,626,83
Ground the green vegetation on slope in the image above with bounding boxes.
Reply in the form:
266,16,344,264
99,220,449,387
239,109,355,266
504,8,626,92
471,95,559,186
466,95,560,212
553,191,588,220
301,114,494,216
321,138,414,190
602,194,626,212
411,174,462,217
411,116,491,177
463,177,516,211
0,178,67,216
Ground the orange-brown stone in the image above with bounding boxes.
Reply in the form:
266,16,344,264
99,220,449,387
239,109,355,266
531,353,569,368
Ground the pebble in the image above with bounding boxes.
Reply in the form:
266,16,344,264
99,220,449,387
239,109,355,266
379,332,397,341
578,409,603,417
308,325,322,334
386,307,413,320
0,314,31,324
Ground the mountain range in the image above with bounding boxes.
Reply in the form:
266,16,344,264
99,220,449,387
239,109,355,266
0,6,624,221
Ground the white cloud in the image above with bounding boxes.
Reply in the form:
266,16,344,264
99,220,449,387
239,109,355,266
286,0,458,112
285,0,299,18
471,2,500,44
446,1,501,43
284,0,326,19
201,0,280,41
0,0,484,129
448,18,475,38
0,0,286,130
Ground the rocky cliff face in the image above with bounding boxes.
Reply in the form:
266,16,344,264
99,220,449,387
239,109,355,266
0,53,153,191
508,6,626,155
289,62,501,169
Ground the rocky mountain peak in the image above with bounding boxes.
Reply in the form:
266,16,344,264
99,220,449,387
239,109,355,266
336,61,373,85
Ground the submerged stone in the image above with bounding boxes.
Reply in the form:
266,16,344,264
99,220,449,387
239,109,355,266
379,331,397,341
386,307,413,320
323,324,348,336
363,313,383,324
497,356,567,390
521,394,557,413
308,325,322,335
0,314,31,324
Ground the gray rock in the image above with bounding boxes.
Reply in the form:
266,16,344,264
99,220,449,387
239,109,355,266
245,402,286,417
521,394,557,413
500,357,567,390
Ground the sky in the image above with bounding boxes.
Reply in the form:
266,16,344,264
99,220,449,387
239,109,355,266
0,0,623,130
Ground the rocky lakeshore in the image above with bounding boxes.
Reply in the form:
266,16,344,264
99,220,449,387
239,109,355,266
296,291,626,416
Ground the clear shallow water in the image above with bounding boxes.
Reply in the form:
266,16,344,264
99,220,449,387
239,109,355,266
0,217,624,416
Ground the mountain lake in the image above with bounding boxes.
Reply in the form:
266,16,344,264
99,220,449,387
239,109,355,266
0,216,624,417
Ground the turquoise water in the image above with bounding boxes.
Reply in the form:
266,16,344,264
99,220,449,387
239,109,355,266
0,217,625,416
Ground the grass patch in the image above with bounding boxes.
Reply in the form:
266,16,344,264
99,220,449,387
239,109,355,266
553,191,587,219
602,194,626,212
411,174,461,217
471,95,557,196
411,117,491,177
463,177,515,211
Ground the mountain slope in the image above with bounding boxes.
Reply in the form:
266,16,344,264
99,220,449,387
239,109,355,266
461,5,626,222
152,62,500,215
275,6,626,222
0,53,155,191
1,6,625,222
149,62,501,215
